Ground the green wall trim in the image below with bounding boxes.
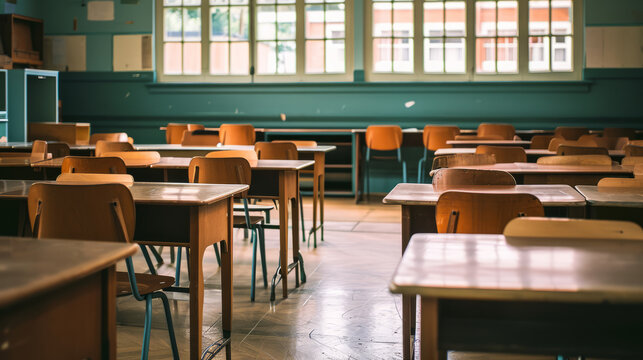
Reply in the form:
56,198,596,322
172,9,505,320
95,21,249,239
60,72,154,82
584,68,643,79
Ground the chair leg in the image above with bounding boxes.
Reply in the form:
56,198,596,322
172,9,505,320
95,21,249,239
170,247,175,264
299,191,306,243
141,296,153,360
139,245,157,275
149,246,164,266
213,243,221,266
174,247,182,286
402,160,407,183
417,157,425,183
365,160,370,199
157,292,180,360
250,229,258,302
258,225,268,288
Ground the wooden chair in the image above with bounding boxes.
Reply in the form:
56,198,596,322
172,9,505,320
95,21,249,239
504,217,643,241
56,173,134,185
530,135,555,149
431,153,496,171
100,151,161,167
188,157,268,301
624,145,643,157
435,191,544,233
89,132,128,144
554,126,589,140
165,123,188,144
597,177,643,188
61,156,127,174
364,125,406,195
417,125,461,183
577,135,628,150
622,157,643,166
27,183,179,359
537,155,613,166
603,128,637,139
181,130,220,146
475,145,526,163
187,124,205,131
95,140,135,157
477,123,516,140
46,142,70,158
219,124,256,145
206,149,258,164
30,140,50,162
557,145,609,156
548,137,579,152
432,168,515,187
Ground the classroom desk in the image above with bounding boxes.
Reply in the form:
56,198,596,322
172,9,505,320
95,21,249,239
0,157,46,179
434,147,626,162
575,185,643,226
0,180,247,360
390,233,643,359
0,237,137,360
382,183,586,360
151,157,313,300
447,162,633,186
446,139,532,148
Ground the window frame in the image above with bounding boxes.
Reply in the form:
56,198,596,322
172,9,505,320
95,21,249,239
155,0,354,83
364,0,583,82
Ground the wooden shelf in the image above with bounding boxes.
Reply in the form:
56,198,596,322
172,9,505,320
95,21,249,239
0,14,44,69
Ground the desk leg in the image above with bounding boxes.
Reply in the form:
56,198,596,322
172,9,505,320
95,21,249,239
221,198,234,359
354,133,361,203
189,207,206,360
279,171,290,298
292,190,300,287
420,297,443,360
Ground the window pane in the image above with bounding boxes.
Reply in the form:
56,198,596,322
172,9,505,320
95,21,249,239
445,1,465,36
424,38,444,72
424,2,444,37
230,42,249,74
393,38,413,72
373,38,392,72
529,36,550,71
210,42,229,74
211,7,229,40
552,0,572,35
497,1,517,36
183,42,201,74
306,5,324,39
445,37,465,72
211,0,229,4
184,0,201,5
165,0,182,5
257,41,277,73
476,37,495,73
529,0,549,35
326,39,345,72
164,42,182,74
552,36,572,71
183,8,201,41
497,37,517,72
277,5,296,40
306,40,325,73
476,1,496,37
257,5,276,40
230,6,249,40
393,2,413,37
164,8,182,41
372,2,392,37
325,4,345,38
277,41,296,73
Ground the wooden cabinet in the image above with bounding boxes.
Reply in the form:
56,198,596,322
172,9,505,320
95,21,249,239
0,14,44,69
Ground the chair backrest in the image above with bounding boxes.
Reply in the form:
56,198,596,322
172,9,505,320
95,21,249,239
219,124,256,145
165,123,188,144
475,145,526,163
187,124,205,131
576,134,599,146
554,126,589,140
529,135,554,149
365,125,403,151
255,141,298,160
206,150,258,164
431,153,496,171
28,183,135,243
622,156,643,166
189,157,251,197
477,123,515,140
547,137,579,152
90,132,128,144
272,140,318,147
597,177,643,188
422,125,460,151
435,191,544,234
624,145,643,157
557,145,609,156
62,156,128,174
100,151,161,166
537,155,613,166
591,136,629,150
56,173,134,185
504,217,643,241
95,140,135,157
30,140,49,162
181,130,220,146
432,168,516,187
603,128,636,140
47,142,71,158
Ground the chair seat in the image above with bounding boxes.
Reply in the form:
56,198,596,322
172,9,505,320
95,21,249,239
233,214,264,226
234,204,274,212
116,271,175,297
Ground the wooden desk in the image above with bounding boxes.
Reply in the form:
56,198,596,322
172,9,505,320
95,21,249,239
434,148,626,161
28,122,91,145
151,157,313,300
0,237,137,360
448,162,633,186
576,185,643,226
0,157,46,179
446,139,532,148
390,233,643,359
0,180,247,360
383,183,586,360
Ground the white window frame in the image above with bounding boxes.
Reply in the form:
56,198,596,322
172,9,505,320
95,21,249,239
365,0,583,82
155,0,354,83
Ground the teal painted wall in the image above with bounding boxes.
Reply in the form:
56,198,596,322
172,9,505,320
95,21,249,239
1,0,42,17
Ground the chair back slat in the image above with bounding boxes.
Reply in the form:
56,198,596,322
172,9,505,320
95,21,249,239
432,168,516,187
475,145,526,163
557,145,609,156
537,155,612,166
477,123,515,140
554,126,589,140
219,124,256,145
255,142,298,160
365,125,403,151
431,153,496,171
95,140,135,157
90,132,128,144
181,130,220,146
189,157,251,197
422,125,460,151
62,156,128,174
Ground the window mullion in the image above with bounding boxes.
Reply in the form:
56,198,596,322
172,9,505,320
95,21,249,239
202,1,208,78
296,0,305,78
250,0,256,80
414,0,423,78
467,0,475,80
518,0,529,79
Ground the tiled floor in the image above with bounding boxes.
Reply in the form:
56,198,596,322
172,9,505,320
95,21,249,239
114,197,574,360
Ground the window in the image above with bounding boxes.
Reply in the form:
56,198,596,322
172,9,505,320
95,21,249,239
366,0,582,81
156,0,353,82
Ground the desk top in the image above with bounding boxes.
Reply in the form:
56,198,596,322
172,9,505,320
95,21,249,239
0,180,248,206
390,233,643,303
135,144,336,153
150,157,314,171
435,148,625,157
0,157,34,167
576,185,643,208
32,157,153,169
383,183,585,207
0,237,137,308
447,140,532,146
451,162,632,174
